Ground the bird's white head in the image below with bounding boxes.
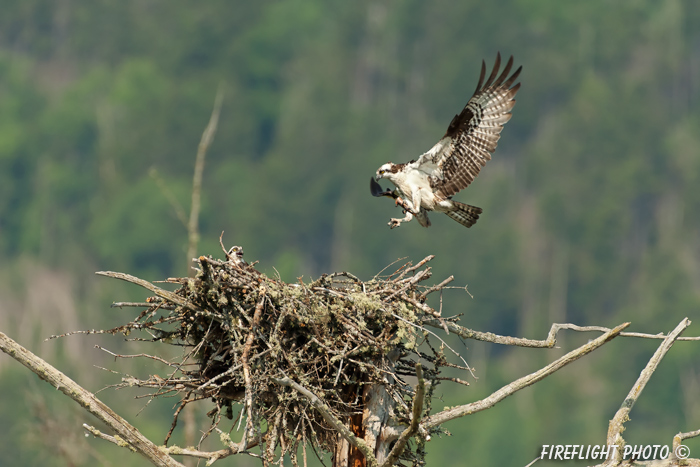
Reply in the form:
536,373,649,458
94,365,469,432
376,162,395,181
227,245,245,264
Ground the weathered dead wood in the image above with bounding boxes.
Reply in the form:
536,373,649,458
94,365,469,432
0,331,184,467
673,428,700,461
424,319,700,348
422,322,630,429
524,318,700,467
380,364,425,467
241,287,266,451
273,376,379,467
95,271,207,315
600,318,693,467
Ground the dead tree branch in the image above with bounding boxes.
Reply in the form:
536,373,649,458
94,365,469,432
84,424,252,466
83,424,137,452
603,318,692,466
421,322,630,429
671,429,700,465
0,331,185,467
95,271,206,315
241,287,266,451
423,320,700,348
380,363,425,467
186,85,223,267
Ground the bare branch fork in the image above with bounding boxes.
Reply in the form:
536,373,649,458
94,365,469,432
422,322,630,429
525,318,700,467
423,319,700,348
0,331,185,467
599,318,695,467
672,429,700,467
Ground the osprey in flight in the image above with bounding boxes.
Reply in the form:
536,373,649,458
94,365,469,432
372,53,521,229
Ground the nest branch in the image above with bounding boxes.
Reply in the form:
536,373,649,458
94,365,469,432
424,319,700,348
421,322,630,430
241,287,266,451
96,271,207,315
273,376,378,467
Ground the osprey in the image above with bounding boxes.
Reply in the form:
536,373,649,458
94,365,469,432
226,245,248,266
372,53,521,229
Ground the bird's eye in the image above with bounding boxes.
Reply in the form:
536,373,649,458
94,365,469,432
380,169,385,174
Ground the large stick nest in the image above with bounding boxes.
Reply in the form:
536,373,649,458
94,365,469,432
99,251,469,465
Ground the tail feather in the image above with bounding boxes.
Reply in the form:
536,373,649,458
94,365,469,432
445,201,482,228
415,210,432,227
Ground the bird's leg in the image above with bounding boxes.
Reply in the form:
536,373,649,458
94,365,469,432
389,199,415,229
409,188,422,215
389,210,413,229
394,196,413,213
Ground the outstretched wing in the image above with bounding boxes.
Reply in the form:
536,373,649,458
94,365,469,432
417,53,521,199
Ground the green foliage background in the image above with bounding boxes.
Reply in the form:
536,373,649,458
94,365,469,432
0,1,699,466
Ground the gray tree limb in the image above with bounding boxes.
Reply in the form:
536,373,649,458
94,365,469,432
421,322,630,429
0,331,184,467
603,318,692,466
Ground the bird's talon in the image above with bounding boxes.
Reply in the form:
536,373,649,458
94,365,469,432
388,219,401,229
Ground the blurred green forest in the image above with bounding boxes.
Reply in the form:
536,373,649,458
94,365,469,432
0,1,699,466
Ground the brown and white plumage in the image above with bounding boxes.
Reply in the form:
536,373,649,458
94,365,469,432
373,53,521,229
226,245,247,266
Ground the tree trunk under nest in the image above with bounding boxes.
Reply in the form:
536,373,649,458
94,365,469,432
335,378,396,467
